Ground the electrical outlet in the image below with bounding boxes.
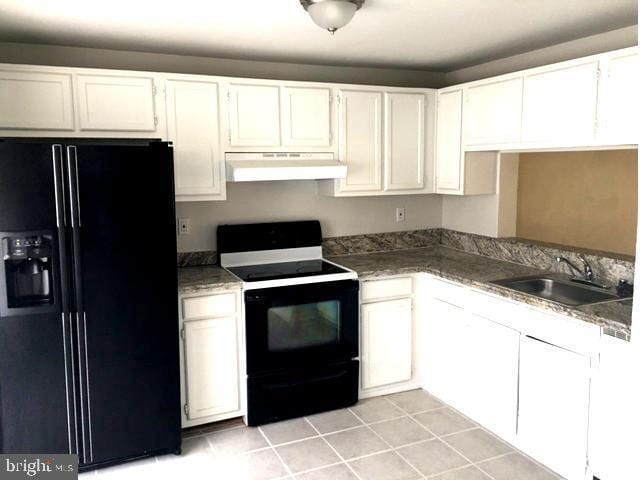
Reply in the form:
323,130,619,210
178,218,191,235
396,207,406,222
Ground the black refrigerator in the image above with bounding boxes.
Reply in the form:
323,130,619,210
0,138,181,470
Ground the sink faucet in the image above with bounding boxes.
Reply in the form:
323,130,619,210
556,254,594,282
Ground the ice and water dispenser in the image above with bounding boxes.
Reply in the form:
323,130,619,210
1,234,54,314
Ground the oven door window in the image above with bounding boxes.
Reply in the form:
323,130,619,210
267,300,341,352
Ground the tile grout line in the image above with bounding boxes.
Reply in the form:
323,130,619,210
435,401,565,479
303,416,366,480
347,406,428,480
391,399,505,480
257,425,295,479
179,389,565,480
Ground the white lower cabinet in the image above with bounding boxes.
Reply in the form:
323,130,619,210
464,314,520,442
179,290,244,427
590,336,639,480
359,277,419,397
420,277,597,480
517,335,591,480
422,295,519,442
422,296,468,407
361,298,412,389
183,316,240,420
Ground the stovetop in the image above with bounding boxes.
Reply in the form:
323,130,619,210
226,259,350,282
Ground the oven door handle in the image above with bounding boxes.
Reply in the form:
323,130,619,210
264,369,351,390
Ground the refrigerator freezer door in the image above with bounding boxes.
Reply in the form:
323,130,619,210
69,142,180,466
0,140,76,455
0,141,58,231
0,312,74,454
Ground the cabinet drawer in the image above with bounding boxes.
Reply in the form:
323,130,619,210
362,277,412,302
182,293,237,320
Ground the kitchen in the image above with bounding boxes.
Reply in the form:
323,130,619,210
0,1,638,480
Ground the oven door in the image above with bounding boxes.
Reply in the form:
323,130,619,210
244,279,359,375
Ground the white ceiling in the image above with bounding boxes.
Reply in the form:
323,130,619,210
0,0,636,71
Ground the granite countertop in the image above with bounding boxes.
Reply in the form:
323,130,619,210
178,265,242,295
328,246,632,340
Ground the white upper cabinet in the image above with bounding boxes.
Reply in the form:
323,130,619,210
281,86,331,147
165,78,225,201
517,335,591,480
384,92,425,191
435,88,463,193
521,58,599,145
361,298,413,390
337,89,383,193
464,75,523,146
228,83,281,146
596,48,638,145
0,68,74,130
76,73,158,131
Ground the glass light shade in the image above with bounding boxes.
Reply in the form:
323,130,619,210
307,1,358,33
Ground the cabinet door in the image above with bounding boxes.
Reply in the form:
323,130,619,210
228,83,280,146
361,298,412,389
464,76,523,145
590,335,639,480
435,89,463,193
281,86,331,147
338,89,383,193
76,74,157,131
597,49,638,145
183,316,240,420
0,69,74,130
422,296,467,407
384,92,425,191
464,314,520,441
518,335,591,480
166,79,224,200
521,60,599,145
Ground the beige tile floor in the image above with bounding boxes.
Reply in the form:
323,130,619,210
81,389,564,480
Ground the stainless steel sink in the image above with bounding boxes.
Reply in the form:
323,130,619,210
491,276,622,306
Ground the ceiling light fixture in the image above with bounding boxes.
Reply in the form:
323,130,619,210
300,0,365,34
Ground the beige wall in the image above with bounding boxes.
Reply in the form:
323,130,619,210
0,42,446,88
176,182,443,252
516,150,638,256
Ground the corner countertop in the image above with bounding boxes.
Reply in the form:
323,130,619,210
328,246,632,341
178,265,242,295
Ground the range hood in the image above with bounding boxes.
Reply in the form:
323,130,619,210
225,152,347,182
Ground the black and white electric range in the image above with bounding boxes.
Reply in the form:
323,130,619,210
218,221,359,426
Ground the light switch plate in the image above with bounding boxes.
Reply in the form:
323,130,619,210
396,208,406,222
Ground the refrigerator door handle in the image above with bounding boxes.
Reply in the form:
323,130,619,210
52,144,66,228
82,311,93,462
65,145,93,464
75,310,93,463
61,311,79,455
66,146,81,228
54,144,79,455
